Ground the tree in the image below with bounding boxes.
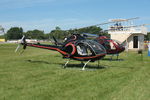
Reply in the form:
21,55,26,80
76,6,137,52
44,33,50,40
0,35,5,39
145,32,150,40
67,26,109,37
25,29,45,39
78,26,102,35
6,27,23,40
50,27,68,39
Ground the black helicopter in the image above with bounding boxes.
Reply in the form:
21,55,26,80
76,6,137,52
15,34,106,70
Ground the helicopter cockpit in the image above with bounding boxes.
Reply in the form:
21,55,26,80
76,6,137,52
63,40,106,58
75,40,106,56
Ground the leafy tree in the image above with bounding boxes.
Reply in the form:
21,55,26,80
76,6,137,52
50,27,68,39
99,30,110,37
6,27,23,40
49,26,109,40
44,33,50,40
25,29,45,39
78,26,102,35
67,26,109,37
0,35,5,39
145,32,150,40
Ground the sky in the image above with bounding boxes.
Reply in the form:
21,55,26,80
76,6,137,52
0,0,150,33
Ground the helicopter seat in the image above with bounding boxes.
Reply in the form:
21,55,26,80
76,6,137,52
77,45,87,56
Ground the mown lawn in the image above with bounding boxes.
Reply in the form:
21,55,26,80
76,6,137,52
0,43,150,100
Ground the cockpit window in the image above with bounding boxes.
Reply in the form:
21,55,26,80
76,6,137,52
76,40,106,56
86,40,106,55
101,39,115,50
77,44,92,56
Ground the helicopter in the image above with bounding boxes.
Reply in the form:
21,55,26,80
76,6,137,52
65,33,125,60
63,17,140,60
15,35,106,70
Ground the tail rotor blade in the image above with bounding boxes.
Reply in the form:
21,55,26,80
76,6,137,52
20,35,25,43
15,35,26,53
19,49,25,55
15,44,21,53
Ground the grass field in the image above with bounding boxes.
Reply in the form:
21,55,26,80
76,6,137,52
0,43,150,100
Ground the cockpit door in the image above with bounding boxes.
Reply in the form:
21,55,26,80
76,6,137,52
76,43,93,56
76,40,106,56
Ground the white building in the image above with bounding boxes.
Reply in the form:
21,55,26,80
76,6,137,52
108,18,148,51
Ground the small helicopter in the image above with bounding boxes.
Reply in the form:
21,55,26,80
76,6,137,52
15,35,106,70
64,18,140,60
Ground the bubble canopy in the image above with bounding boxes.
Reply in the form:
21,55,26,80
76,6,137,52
76,40,106,56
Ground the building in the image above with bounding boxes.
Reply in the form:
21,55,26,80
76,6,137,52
108,18,148,51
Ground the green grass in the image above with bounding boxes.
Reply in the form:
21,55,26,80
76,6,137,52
0,43,150,100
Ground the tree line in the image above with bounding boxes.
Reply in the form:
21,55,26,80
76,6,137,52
1,26,150,40
3,26,109,40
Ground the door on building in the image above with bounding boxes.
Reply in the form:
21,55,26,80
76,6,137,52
133,36,138,48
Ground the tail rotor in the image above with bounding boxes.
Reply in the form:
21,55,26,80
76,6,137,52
15,35,27,53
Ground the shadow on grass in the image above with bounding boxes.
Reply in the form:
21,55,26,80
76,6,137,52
102,58,124,61
26,59,134,70
63,63,106,70
26,59,107,70
109,65,134,69
26,60,52,64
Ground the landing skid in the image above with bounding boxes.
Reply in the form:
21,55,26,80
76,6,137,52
81,60,91,70
63,59,70,68
110,54,119,61
63,59,91,70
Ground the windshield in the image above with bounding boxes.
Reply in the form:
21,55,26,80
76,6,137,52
76,40,106,56
86,40,106,55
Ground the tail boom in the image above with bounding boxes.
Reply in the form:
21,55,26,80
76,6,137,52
26,43,68,55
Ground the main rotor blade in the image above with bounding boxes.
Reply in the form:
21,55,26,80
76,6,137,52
125,17,139,21
82,33,99,37
63,17,140,32
110,17,139,22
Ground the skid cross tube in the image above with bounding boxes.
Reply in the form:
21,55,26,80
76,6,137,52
82,60,91,70
63,59,70,68
98,60,100,67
